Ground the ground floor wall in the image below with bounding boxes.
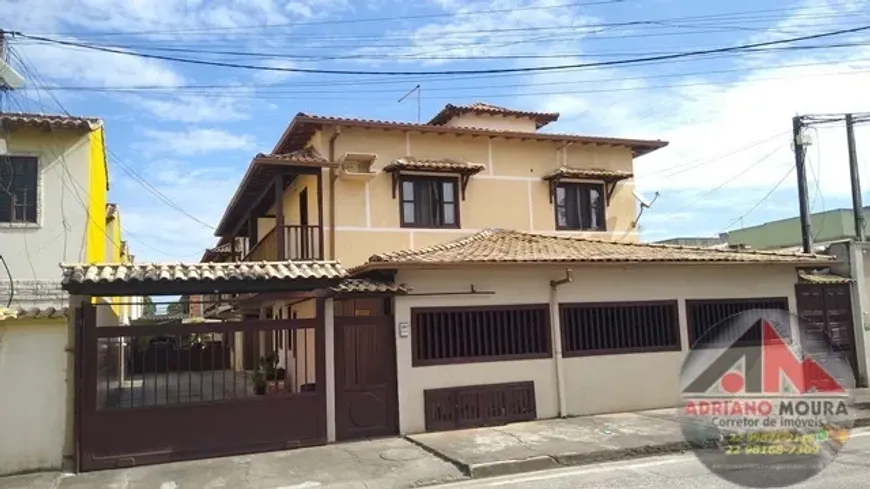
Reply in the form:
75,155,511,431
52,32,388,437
393,264,801,434
0,320,69,475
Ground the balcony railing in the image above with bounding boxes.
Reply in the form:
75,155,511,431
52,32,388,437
244,225,323,261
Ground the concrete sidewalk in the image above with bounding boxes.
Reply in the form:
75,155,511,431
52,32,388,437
408,406,870,479
6,405,870,488
0,438,465,489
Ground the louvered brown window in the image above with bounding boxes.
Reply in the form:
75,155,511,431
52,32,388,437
686,298,790,348
411,305,551,366
560,301,680,356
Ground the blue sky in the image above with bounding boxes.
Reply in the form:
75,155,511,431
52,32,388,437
3,0,870,261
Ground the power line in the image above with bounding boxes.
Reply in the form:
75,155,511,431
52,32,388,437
14,38,869,65
672,144,788,213
723,164,797,231
105,151,216,230
14,24,870,76
30,2,859,37
29,0,624,36
15,61,870,104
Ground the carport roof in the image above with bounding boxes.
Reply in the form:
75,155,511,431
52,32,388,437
353,229,836,272
61,261,347,296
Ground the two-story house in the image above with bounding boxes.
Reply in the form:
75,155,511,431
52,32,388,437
195,103,838,442
0,112,137,475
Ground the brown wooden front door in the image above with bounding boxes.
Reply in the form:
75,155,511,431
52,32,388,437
795,283,859,382
334,314,399,441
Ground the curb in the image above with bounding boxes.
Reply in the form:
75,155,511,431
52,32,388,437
412,414,870,480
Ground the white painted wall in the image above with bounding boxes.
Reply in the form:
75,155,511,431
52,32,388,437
0,320,69,475
0,128,91,282
394,264,801,433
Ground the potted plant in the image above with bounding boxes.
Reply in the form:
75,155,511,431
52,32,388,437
252,368,267,395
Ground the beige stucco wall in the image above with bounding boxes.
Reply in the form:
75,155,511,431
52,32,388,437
443,113,538,132
273,126,642,267
393,264,800,433
0,320,69,475
1,128,91,281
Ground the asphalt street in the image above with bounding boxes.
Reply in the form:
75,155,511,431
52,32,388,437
434,428,870,489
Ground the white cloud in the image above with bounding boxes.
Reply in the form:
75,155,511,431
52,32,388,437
14,40,185,88
115,159,242,262
139,128,257,155
129,92,252,122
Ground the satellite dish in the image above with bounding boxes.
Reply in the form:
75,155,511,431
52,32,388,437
633,190,659,208
0,59,25,90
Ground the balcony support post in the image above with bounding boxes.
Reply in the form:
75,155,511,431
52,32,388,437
316,169,325,260
275,176,286,261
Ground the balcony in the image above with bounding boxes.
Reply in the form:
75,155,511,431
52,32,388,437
244,224,323,261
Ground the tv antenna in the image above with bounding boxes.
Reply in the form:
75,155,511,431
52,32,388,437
398,84,421,123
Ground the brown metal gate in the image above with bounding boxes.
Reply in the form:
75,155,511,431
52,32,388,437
77,301,327,471
334,314,399,441
795,283,859,382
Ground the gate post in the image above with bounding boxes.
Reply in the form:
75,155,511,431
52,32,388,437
324,298,336,442
848,242,870,387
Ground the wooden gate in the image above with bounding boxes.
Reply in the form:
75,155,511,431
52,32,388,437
334,314,399,441
77,302,327,471
795,283,859,382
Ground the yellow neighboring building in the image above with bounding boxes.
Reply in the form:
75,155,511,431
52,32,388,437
0,112,121,476
209,102,667,268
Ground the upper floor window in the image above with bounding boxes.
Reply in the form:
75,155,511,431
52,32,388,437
555,182,605,231
0,156,38,224
400,176,459,228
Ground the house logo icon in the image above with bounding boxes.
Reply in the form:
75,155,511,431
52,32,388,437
678,309,855,488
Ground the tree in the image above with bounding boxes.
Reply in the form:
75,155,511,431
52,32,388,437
142,296,156,316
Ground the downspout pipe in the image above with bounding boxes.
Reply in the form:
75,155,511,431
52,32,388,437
328,126,342,260
549,269,573,418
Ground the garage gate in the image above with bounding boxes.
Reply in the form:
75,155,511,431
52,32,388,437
75,301,327,471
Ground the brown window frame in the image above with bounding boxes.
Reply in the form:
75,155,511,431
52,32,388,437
554,181,606,231
399,175,460,229
411,304,552,366
560,300,681,357
0,155,38,224
686,297,790,348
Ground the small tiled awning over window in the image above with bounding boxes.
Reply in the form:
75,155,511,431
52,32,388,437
330,278,411,295
61,261,347,296
383,157,485,200
542,166,634,203
798,270,852,284
0,307,69,321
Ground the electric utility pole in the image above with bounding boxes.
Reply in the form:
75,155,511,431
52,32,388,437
845,114,866,240
793,116,813,253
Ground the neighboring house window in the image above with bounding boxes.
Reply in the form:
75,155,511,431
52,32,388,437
555,182,605,231
400,176,459,228
0,156,38,224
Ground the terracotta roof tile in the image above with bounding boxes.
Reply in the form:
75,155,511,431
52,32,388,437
330,278,411,294
0,112,101,131
357,229,834,270
61,261,347,287
383,157,485,175
542,167,634,181
798,271,852,284
254,147,331,165
428,103,560,128
275,113,668,159
0,306,69,321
